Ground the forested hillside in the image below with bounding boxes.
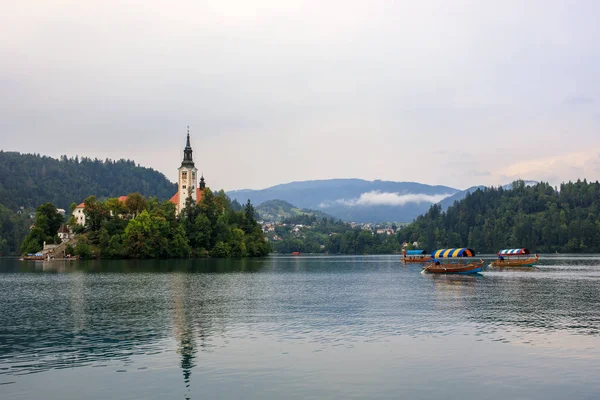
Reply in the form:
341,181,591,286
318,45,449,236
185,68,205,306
0,151,178,255
0,151,177,210
256,199,332,222
0,203,29,255
228,179,457,222
398,180,600,253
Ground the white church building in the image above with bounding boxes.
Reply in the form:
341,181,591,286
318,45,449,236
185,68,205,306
169,130,207,214
72,129,207,224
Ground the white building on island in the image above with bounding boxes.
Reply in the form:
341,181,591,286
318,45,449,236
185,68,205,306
73,203,86,226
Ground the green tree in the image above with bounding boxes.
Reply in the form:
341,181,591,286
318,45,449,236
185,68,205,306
106,197,127,217
35,202,64,238
125,192,147,218
192,213,212,251
243,199,257,234
75,242,94,259
20,227,46,254
106,235,125,258
123,210,168,258
229,228,247,257
20,202,63,253
211,241,231,257
84,196,108,232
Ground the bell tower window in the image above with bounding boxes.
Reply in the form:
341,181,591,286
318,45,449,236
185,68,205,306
182,171,187,180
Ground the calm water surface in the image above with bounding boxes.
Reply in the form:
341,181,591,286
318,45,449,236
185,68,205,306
1,255,599,399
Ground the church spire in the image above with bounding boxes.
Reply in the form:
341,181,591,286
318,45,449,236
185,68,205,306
199,173,205,190
181,126,195,168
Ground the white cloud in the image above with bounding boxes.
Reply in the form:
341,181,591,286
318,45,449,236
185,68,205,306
321,191,454,208
498,149,600,185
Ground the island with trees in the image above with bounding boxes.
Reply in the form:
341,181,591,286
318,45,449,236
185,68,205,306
20,189,270,259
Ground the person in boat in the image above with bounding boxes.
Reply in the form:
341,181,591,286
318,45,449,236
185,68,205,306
433,258,441,266
498,255,504,261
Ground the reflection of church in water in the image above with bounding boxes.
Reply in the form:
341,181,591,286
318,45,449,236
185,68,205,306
171,274,197,398
170,273,216,399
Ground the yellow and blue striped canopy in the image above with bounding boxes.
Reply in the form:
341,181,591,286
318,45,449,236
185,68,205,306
432,248,476,258
498,248,530,255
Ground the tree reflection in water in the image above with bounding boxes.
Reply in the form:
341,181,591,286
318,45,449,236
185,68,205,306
0,257,269,384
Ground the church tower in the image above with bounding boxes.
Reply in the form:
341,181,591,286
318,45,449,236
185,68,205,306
170,127,207,215
176,127,199,214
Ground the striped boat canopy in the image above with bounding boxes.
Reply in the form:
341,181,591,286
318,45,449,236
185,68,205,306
405,250,427,255
432,248,476,258
498,248,530,256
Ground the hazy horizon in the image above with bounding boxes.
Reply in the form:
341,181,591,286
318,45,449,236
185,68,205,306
2,1,599,191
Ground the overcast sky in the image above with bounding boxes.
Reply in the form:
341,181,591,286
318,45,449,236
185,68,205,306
1,0,599,190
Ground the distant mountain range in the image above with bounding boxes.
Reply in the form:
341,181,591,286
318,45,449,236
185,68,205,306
228,179,459,223
230,179,538,223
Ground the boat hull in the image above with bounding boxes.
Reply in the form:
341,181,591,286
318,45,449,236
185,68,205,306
422,260,485,274
490,257,538,267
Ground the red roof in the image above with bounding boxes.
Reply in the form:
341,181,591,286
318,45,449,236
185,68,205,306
58,224,70,233
170,189,205,206
76,195,128,209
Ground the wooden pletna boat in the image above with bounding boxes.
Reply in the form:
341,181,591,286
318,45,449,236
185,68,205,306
490,248,538,267
402,249,432,263
21,253,45,261
422,248,484,274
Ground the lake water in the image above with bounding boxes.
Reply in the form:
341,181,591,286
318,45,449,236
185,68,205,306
1,255,600,399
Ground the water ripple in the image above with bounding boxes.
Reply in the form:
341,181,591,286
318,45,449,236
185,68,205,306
1,255,600,396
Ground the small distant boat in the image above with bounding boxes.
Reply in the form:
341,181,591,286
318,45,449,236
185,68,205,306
422,248,484,275
21,253,45,261
402,249,432,263
291,252,300,256
490,248,538,267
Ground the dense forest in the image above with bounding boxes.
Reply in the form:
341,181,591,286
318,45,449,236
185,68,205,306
0,151,179,255
0,151,177,211
268,214,401,254
397,180,600,253
0,203,30,255
20,189,270,258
